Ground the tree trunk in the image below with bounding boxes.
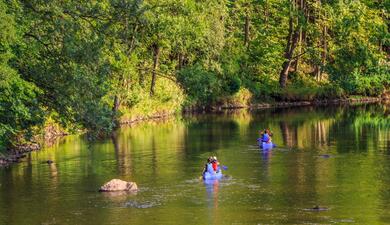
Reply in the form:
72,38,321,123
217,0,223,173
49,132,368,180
264,3,269,29
294,28,302,72
112,95,120,113
150,44,160,96
316,0,327,81
244,13,250,46
320,25,327,81
112,95,120,128
279,61,292,88
177,53,185,70
294,0,304,72
286,15,294,55
279,16,300,88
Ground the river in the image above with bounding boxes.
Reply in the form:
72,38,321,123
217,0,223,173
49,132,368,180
0,104,389,224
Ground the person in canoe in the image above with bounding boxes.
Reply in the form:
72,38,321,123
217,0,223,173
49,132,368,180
259,129,272,143
202,157,214,174
211,156,220,172
202,156,223,179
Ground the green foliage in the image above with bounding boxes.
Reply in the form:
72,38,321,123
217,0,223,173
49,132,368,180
121,78,184,120
0,0,388,150
316,84,346,100
177,64,222,105
220,88,253,106
326,0,388,95
0,1,43,149
340,68,389,96
244,75,280,101
0,67,44,150
10,0,116,137
222,74,242,95
278,84,317,101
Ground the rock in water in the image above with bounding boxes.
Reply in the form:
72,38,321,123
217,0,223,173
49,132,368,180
312,205,328,211
99,179,138,192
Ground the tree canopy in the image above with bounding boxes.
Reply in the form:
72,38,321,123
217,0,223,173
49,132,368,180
0,0,388,148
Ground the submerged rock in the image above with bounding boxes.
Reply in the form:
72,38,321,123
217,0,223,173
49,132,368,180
99,179,138,192
305,205,329,211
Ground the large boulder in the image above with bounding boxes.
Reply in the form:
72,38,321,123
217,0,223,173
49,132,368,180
99,179,138,192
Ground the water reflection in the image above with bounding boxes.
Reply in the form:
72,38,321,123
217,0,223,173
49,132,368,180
259,148,273,182
0,103,389,224
204,179,219,208
279,121,298,148
261,149,273,162
204,178,220,225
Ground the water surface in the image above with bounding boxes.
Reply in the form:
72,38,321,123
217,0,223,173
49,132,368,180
0,104,389,224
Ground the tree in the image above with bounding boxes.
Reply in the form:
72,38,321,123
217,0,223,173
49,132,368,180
0,1,43,149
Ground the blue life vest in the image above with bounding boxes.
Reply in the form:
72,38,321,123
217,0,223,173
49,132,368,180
262,133,270,142
206,163,214,173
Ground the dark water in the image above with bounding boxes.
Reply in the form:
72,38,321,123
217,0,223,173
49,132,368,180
1,104,389,225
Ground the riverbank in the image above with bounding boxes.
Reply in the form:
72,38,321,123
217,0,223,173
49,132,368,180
188,96,383,112
0,124,67,167
0,95,387,167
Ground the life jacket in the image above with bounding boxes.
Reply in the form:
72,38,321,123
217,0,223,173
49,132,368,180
262,133,270,142
212,161,218,171
205,163,213,173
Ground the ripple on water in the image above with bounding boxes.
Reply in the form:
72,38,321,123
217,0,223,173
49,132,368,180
330,219,355,223
123,200,161,209
184,178,203,184
302,206,330,212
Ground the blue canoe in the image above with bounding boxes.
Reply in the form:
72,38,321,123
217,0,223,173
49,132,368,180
259,141,276,149
203,171,223,180
202,163,224,180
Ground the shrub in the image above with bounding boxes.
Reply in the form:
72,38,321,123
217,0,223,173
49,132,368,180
340,68,388,97
220,88,253,106
222,75,241,95
244,75,280,102
316,83,346,99
279,85,317,101
0,67,44,150
177,64,222,105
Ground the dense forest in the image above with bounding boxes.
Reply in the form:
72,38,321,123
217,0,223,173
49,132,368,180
0,0,389,150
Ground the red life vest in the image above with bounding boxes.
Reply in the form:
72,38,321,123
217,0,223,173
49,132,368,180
212,162,218,171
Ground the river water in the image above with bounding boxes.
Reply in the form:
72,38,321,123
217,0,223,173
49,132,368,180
0,104,389,224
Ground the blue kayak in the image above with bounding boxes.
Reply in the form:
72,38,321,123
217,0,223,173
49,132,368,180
202,163,224,180
259,141,276,149
203,171,223,180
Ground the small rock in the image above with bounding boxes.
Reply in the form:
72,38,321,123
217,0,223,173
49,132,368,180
99,179,138,192
306,205,329,211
